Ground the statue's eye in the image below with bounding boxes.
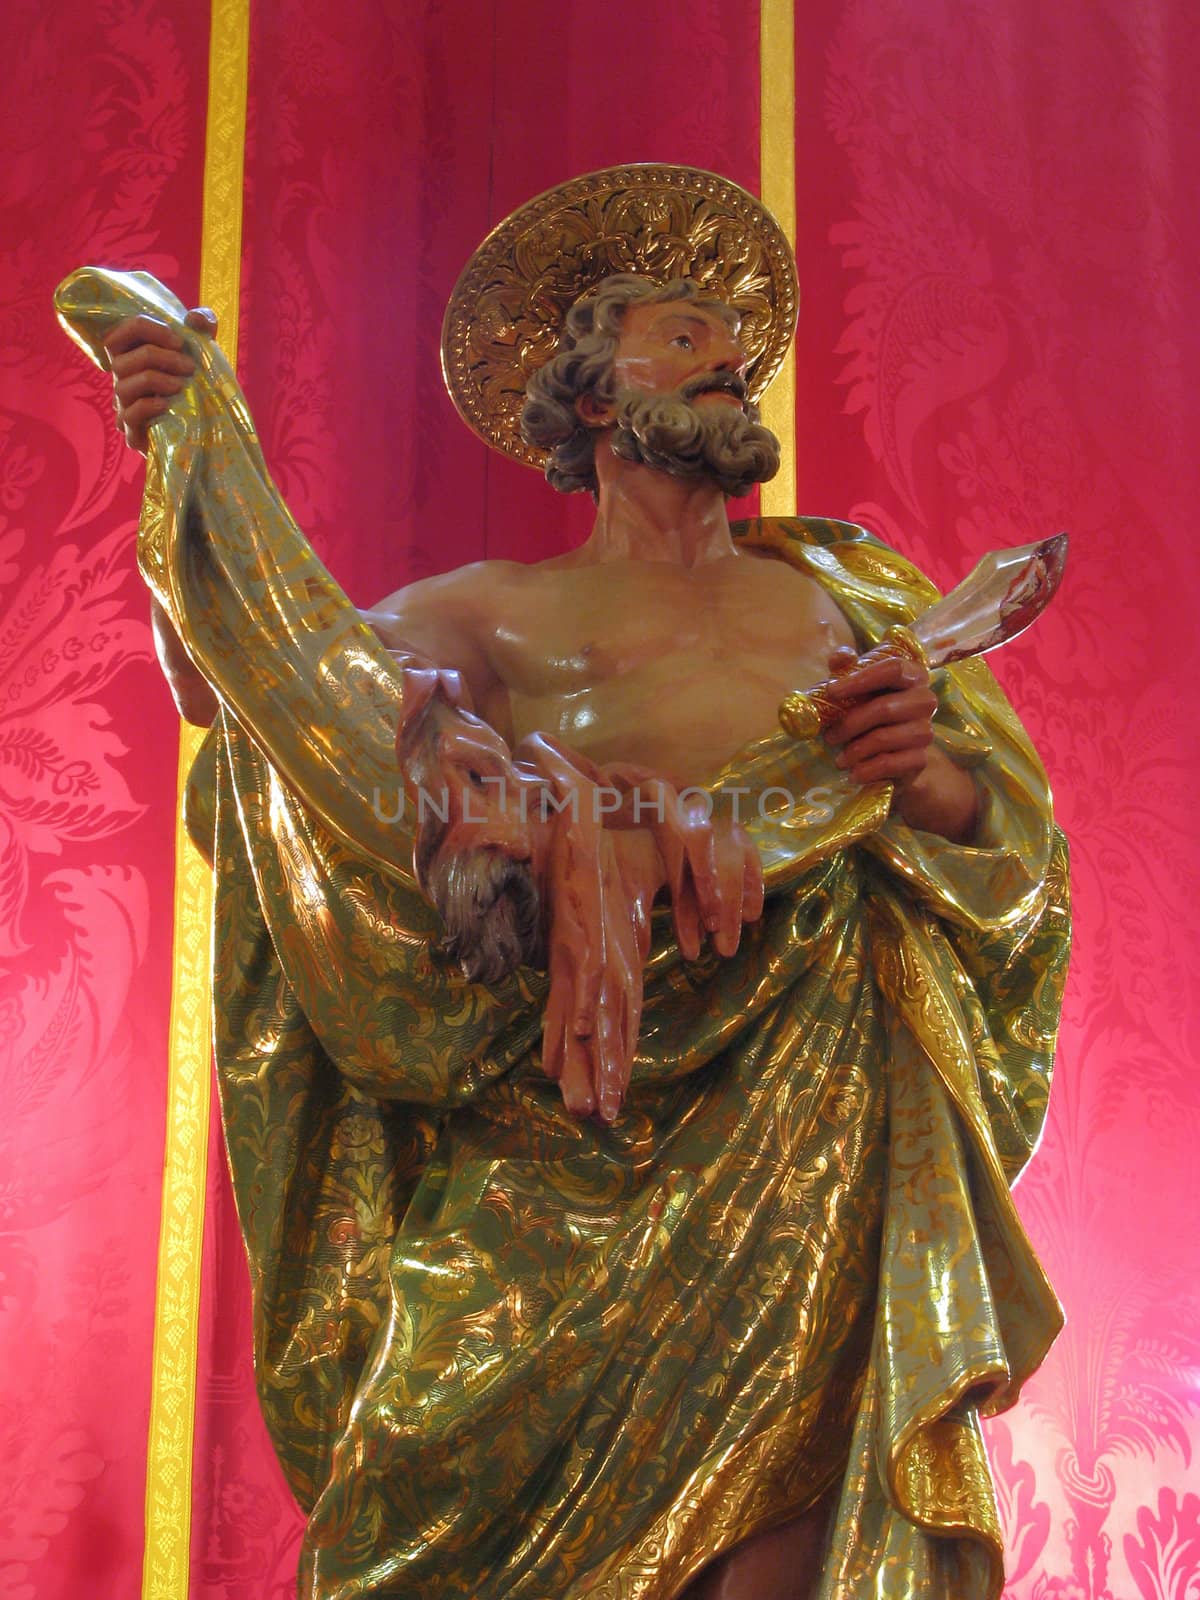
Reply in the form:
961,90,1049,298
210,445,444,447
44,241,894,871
468,768,484,789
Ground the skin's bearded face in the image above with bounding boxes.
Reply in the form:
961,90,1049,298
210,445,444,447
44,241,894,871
403,717,546,984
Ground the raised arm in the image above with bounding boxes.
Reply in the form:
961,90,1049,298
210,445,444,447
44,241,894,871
106,308,222,724
104,305,513,731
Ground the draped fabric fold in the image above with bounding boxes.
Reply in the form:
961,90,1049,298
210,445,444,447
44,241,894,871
57,269,1069,1600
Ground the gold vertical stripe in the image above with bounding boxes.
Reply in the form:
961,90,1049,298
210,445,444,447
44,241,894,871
198,0,251,367
140,729,216,1600
759,0,797,517
141,1,249,1595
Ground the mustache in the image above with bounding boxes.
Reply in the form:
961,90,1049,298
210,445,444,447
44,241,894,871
610,382,780,498
679,370,750,405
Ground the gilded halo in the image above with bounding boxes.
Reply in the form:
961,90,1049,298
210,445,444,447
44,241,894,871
440,164,799,470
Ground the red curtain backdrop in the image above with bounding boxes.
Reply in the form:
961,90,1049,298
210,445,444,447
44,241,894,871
6,4,1199,1599
791,10,1200,1595
1,5,210,1598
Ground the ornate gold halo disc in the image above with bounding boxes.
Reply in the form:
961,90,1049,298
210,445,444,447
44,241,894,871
440,164,799,470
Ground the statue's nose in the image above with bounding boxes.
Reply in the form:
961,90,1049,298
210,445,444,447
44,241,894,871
709,338,749,378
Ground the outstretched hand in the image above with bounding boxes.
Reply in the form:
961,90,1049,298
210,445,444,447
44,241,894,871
103,306,218,453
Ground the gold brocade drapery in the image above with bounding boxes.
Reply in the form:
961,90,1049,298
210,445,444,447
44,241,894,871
59,271,1068,1600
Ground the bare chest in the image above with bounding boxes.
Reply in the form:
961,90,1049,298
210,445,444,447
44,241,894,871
488,556,853,697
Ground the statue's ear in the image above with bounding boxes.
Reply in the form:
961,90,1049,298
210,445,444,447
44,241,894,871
575,392,615,428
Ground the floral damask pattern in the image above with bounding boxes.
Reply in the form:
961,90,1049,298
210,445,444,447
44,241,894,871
2,4,207,1596
806,2,1200,1595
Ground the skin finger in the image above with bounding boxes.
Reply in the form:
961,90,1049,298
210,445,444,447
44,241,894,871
541,962,570,1081
570,884,605,1039
121,396,173,451
649,800,704,960
740,830,765,924
435,667,470,709
621,966,643,1094
835,718,934,771
824,655,925,704
594,999,624,1123
185,306,218,336
679,806,720,935
122,396,173,429
558,1041,596,1117
850,746,931,786
543,807,605,1040
711,825,744,959
829,664,927,711
600,921,642,1121
102,314,183,360
589,871,623,1118
652,808,702,960
115,369,190,407
672,868,703,962
111,345,195,381
826,685,936,745
843,734,931,786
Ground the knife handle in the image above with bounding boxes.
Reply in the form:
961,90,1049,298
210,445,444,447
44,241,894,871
778,625,927,741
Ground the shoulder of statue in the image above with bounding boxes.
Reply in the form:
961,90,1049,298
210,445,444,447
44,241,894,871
730,515,941,638
368,557,526,620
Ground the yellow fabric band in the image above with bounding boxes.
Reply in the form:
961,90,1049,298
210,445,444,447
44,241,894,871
759,0,797,517
141,0,249,1593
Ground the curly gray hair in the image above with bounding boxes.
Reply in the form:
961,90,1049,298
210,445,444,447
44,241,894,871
520,275,747,496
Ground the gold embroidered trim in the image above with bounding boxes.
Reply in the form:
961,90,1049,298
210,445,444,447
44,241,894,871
759,0,797,517
141,0,249,1592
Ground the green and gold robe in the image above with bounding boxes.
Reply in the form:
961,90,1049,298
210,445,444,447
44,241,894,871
58,269,1070,1600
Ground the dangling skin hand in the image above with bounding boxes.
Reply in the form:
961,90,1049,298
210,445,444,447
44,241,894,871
521,738,763,1124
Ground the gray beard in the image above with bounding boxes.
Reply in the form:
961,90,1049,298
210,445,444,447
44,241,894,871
426,848,544,985
609,384,782,498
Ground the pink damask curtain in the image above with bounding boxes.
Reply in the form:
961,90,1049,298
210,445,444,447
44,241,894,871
5,3,1199,1598
1,5,210,1597
792,9,1200,1595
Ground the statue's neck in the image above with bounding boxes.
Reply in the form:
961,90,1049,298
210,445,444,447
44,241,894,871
573,434,737,568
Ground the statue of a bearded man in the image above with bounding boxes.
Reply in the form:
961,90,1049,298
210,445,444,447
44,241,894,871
59,165,1069,1600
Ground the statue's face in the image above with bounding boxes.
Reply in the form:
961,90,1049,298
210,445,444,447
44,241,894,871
563,289,779,500
610,301,749,409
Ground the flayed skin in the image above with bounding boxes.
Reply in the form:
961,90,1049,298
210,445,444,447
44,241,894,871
522,275,781,498
425,848,543,984
400,703,546,983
